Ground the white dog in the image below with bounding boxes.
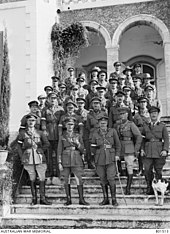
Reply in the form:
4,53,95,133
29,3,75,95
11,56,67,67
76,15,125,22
152,178,170,206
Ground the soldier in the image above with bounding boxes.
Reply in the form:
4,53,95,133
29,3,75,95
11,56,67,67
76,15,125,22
123,86,134,112
141,106,169,195
98,71,108,88
142,73,156,97
123,66,134,90
86,97,107,167
41,92,64,185
57,82,69,107
65,67,76,95
76,74,88,99
75,97,91,168
108,91,133,129
117,74,126,91
132,63,144,83
51,76,60,94
17,113,51,205
90,66,101,80
58,117,89,206
90,113,121,206
20,101,41,131
58,99,83,137
96,86,111,114
37,95,46,111
110,61,122,78
131,76,143,109
116,107,142,194
144,85,162,116
105,76,118,107
85,79,98,110
44,86,53,108
133,96,151,176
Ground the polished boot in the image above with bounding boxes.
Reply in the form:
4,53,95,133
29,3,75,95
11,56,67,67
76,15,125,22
110,184,118,206
77,185,89,205
125,174,133,195
39,181,52,205
99,184,110,205
117,160,123,176
30,181,37,205
64,184,72,206
145,175,154,195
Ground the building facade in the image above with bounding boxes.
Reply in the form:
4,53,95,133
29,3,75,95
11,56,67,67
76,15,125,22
0,0,169,135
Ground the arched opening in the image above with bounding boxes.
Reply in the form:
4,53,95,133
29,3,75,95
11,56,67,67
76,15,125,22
112,15,170,115
74,21,111,79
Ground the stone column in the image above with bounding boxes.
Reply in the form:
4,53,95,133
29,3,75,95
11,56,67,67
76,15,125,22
106,45,119,76
164,42,170,116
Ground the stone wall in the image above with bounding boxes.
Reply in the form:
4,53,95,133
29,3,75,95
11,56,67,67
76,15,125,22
60,0,169,37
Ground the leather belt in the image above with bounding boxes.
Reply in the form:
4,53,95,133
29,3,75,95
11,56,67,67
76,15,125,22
120,137,132,141
145,139,162,142
64,146,76,150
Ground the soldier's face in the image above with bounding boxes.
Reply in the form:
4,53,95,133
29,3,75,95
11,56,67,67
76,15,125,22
118,79,125,85
38,98,46,105
91,71,98,77
77,102,84,109
139,101,147,109
27,118,36,127
66,123,74,131
92,101,100,110
67,104,74,112
99,120,107,129
98,91,105,98
110,81,117,89
91,84,97,92
150,111,159,122
99,73,106,82
30,105,38,113
133,80,140,87
146,89,153,98
120,112,128,120
116,95,124,103
49,96,58,105
115,65,121,71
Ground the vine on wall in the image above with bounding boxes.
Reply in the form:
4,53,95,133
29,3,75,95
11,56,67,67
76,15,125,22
51,22,89,79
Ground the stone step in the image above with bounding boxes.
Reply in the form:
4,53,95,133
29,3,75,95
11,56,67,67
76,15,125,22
2,213,170,229
20,184,147,195
15,193,170,205
11,204,170,217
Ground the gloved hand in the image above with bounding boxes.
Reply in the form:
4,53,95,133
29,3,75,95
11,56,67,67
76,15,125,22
140,149,146,157
115,156,120,161
59,163,63,171
160,150,167,157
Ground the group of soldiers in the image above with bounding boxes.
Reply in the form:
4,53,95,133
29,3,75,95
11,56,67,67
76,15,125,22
17,61,169,207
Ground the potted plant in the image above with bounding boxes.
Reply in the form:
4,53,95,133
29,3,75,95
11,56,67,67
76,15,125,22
0,28,10,166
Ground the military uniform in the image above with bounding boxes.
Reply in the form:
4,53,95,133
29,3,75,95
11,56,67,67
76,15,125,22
57,118,89,206
41,101,64,179
75,104,90,167
17,114,51,205
116,107,142,194
142,106,169,194
90,114,121,206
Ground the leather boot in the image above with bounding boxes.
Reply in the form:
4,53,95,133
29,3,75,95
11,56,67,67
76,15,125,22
64,184,72,206
77,185,89,205
30,181,37,205
99,184,110,205
110,184,118,206
125,174,133,195
117,160,123,176
39,181,52,205
145,175,154,195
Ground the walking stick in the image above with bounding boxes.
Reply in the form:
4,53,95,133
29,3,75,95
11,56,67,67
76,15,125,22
15,166,24,196
116,160,127,206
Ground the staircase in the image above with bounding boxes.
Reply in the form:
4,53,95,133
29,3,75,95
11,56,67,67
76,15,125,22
1,117,170,229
